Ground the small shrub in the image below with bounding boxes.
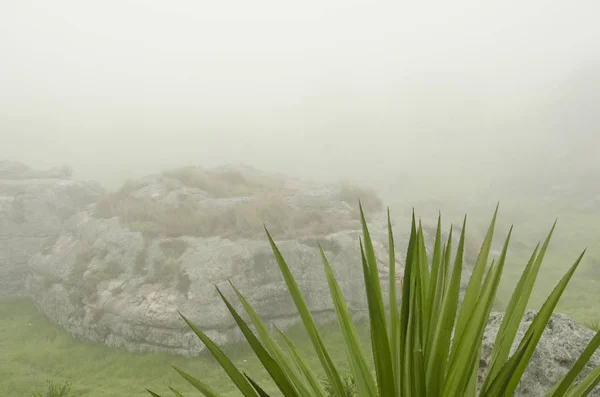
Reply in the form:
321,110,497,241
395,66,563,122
89,307,105,325
72,260,124,301
323,374,359,397
134,246,147,275
147,257,181,287
94,197,116,218
300,236,343,255
97,260,124,280
121,192,346,239
141,228,160,242
75,280,97,301
176,270,191,297
97,247,109,260
91,169,380,240
74,241,94,267
10,198,27,223
94,180,139,219
111,284,124,296
162,167,284,198
289,209,340,236
252,251,277,271
159,239,189,258
338,181,383,213
219,192,292,237
30,380,76,397
40,275,62,290
68,241,94,285
41,277,54,290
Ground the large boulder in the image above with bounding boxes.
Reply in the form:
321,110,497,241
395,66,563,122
26,165,478,355
0,161,103,296
479,310,600,396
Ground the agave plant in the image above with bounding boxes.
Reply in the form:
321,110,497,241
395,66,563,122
148,204,600,396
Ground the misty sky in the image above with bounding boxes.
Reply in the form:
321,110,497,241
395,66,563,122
1,0,599,188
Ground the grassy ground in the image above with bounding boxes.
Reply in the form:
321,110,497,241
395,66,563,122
3,188,599,396
0,297,371,397
382,189,600,324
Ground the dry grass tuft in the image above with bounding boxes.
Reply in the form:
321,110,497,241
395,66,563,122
147,258,182,287
338,182,383,213
162,167,285,197
159,239,189,258
94,180,139,219
93,169,381,240
299,237,343,255
69,258,124,300
583,318,600,332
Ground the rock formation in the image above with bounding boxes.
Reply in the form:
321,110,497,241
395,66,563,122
480,310,600,396
16,163,598,395
0,161,103,296
26,165,477,355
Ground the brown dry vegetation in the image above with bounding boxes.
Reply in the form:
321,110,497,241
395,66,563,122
106,192,348,239
147,257,182,287
94,168,382,240
69,258,125,301
299,236,343,255
68,240,94,284
159,239,189,258
94,180,140,219
162,167,285,197
338,181,383,213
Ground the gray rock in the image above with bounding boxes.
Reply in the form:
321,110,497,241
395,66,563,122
479,310,600,396
24,211,404,355
0,160,73,180
19,164,599,395
26,167,476,356
0,161,103,296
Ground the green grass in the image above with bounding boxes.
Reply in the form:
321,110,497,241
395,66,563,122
0,297,370,397
471,199,600,323
3,191,600,395
382,192,600,324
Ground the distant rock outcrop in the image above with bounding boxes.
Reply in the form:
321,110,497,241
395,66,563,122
26,165,478,355
0,161,104,296
0,161,73,180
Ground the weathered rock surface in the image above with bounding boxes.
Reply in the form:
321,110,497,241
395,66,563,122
16,164,600,395
479,310,600,396
0,161,103,296
26,165,477,355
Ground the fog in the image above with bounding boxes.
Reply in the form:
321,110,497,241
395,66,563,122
1,0,599,190
3,4,600,395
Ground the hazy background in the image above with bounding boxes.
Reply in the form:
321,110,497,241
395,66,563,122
1,3,600,395
1,0,598,191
